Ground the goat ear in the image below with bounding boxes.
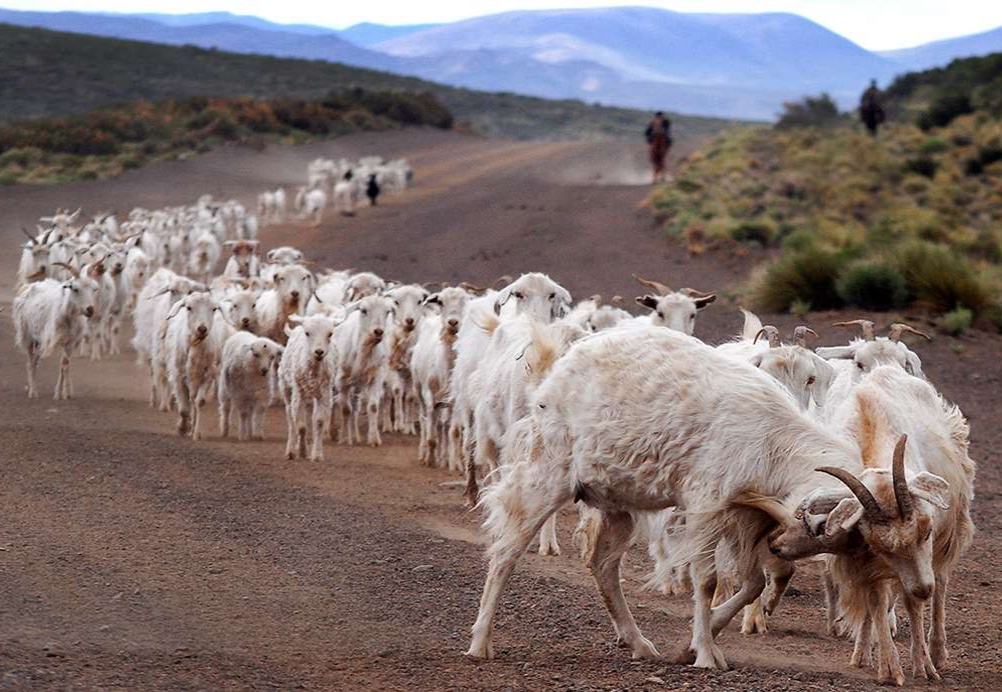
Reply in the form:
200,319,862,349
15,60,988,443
165,299,185,321
493,288,512,315
636,295,659,310
909,472,950,510
694,294,717,310
904,351,925,379
283,324,295,338
825,497,864,537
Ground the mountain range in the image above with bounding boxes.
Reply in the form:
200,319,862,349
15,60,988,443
1,6,999,120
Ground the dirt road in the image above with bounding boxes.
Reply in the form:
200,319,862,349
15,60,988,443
1,130,1000,690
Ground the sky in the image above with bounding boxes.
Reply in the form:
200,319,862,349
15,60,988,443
4,0,1002,50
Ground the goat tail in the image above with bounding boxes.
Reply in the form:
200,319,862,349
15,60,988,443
480,417,571,561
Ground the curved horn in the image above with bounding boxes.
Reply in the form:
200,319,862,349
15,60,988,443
753,326,781,348
680,287,715,299
51,261,80,279
793,326,819,348
458,281,488,294
833,319,875,341
816,467,885,520
21,227,36,244
891,434,913,520
632,273,671,295
888,323,931,343
493,274,514,288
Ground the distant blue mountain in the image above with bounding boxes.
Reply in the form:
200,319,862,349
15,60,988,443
2,6,998,119
340,22,442,47
879,24,1002,70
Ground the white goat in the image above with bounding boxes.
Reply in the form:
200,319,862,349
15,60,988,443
410,287,470,465
465,326,946,676
255,264,314,343
278,314,341,461
163,291,219,440
334,294,393,446
13,266,98,399
218,332,284,440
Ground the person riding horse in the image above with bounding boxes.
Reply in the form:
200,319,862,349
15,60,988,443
645,112,673,183
860,79,885,137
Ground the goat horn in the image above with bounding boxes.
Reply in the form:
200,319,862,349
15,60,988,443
816,467,885,520
833,319,875,341
753,326,781,348
681,287,714,299
610,295,624,305
793,326,819,348
51,261,80,279
632,273,671,295
21,227,36,244
589,294,603,304
891,434,913,520
494,275,514,288
312,290,323,304
888,323,931,342
458,281,487,293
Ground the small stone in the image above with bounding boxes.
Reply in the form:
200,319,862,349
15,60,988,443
412,564,433,572
645,676,665,685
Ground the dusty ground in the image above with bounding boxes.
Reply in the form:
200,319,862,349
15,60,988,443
1,130,1000,691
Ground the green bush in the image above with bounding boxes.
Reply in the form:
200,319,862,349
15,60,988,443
729,220,775,245
977,143,1002,167
904,156,938,178
918,91,974,130
775,93,842,130
752,247,847,312
938,306,973,335
964,157,984,176
919,138,949,155
894,241,994,315
837,262,908,310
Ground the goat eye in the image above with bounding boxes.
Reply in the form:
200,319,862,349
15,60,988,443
856,362,865,370
305,331,311,337
548,293,555,300
807,376,816,385
361,309,368,316
514,292,523,299
187,306,192,311
657,311,664,319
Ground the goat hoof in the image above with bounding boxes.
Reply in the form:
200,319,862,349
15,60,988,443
465,639,494,660
630,638,661,660
673,647,697,665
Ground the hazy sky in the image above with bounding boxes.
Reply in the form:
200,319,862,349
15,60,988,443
5,0,1002,50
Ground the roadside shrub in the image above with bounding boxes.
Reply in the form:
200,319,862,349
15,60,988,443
904,156,938,179
775,93,842,130
729,220,775,245
119,156,141,170
0,146,42,168
752,247,847,312
837,262,908,310
977,143,1002,167
937,306,973,335
918,91,973,130
964,229,1002,263
894,241,994,315
919,138,949,155
964,157,984,176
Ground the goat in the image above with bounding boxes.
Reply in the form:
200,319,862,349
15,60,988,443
162,291,219,440
334,295,394,446
218,331,284,440
632,273,716,334
278,314,341,461
13,265,98,399
465,326,944,676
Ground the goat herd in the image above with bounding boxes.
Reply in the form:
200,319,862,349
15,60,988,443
10,155,975,687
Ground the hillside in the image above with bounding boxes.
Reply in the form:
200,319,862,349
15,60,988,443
880,24,1002,71
0,6,905,120
652,57,1002,326
0,23,733,142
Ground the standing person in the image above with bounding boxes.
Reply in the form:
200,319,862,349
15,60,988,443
366,174,380,207
860,79,885,137
645,111,673,184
